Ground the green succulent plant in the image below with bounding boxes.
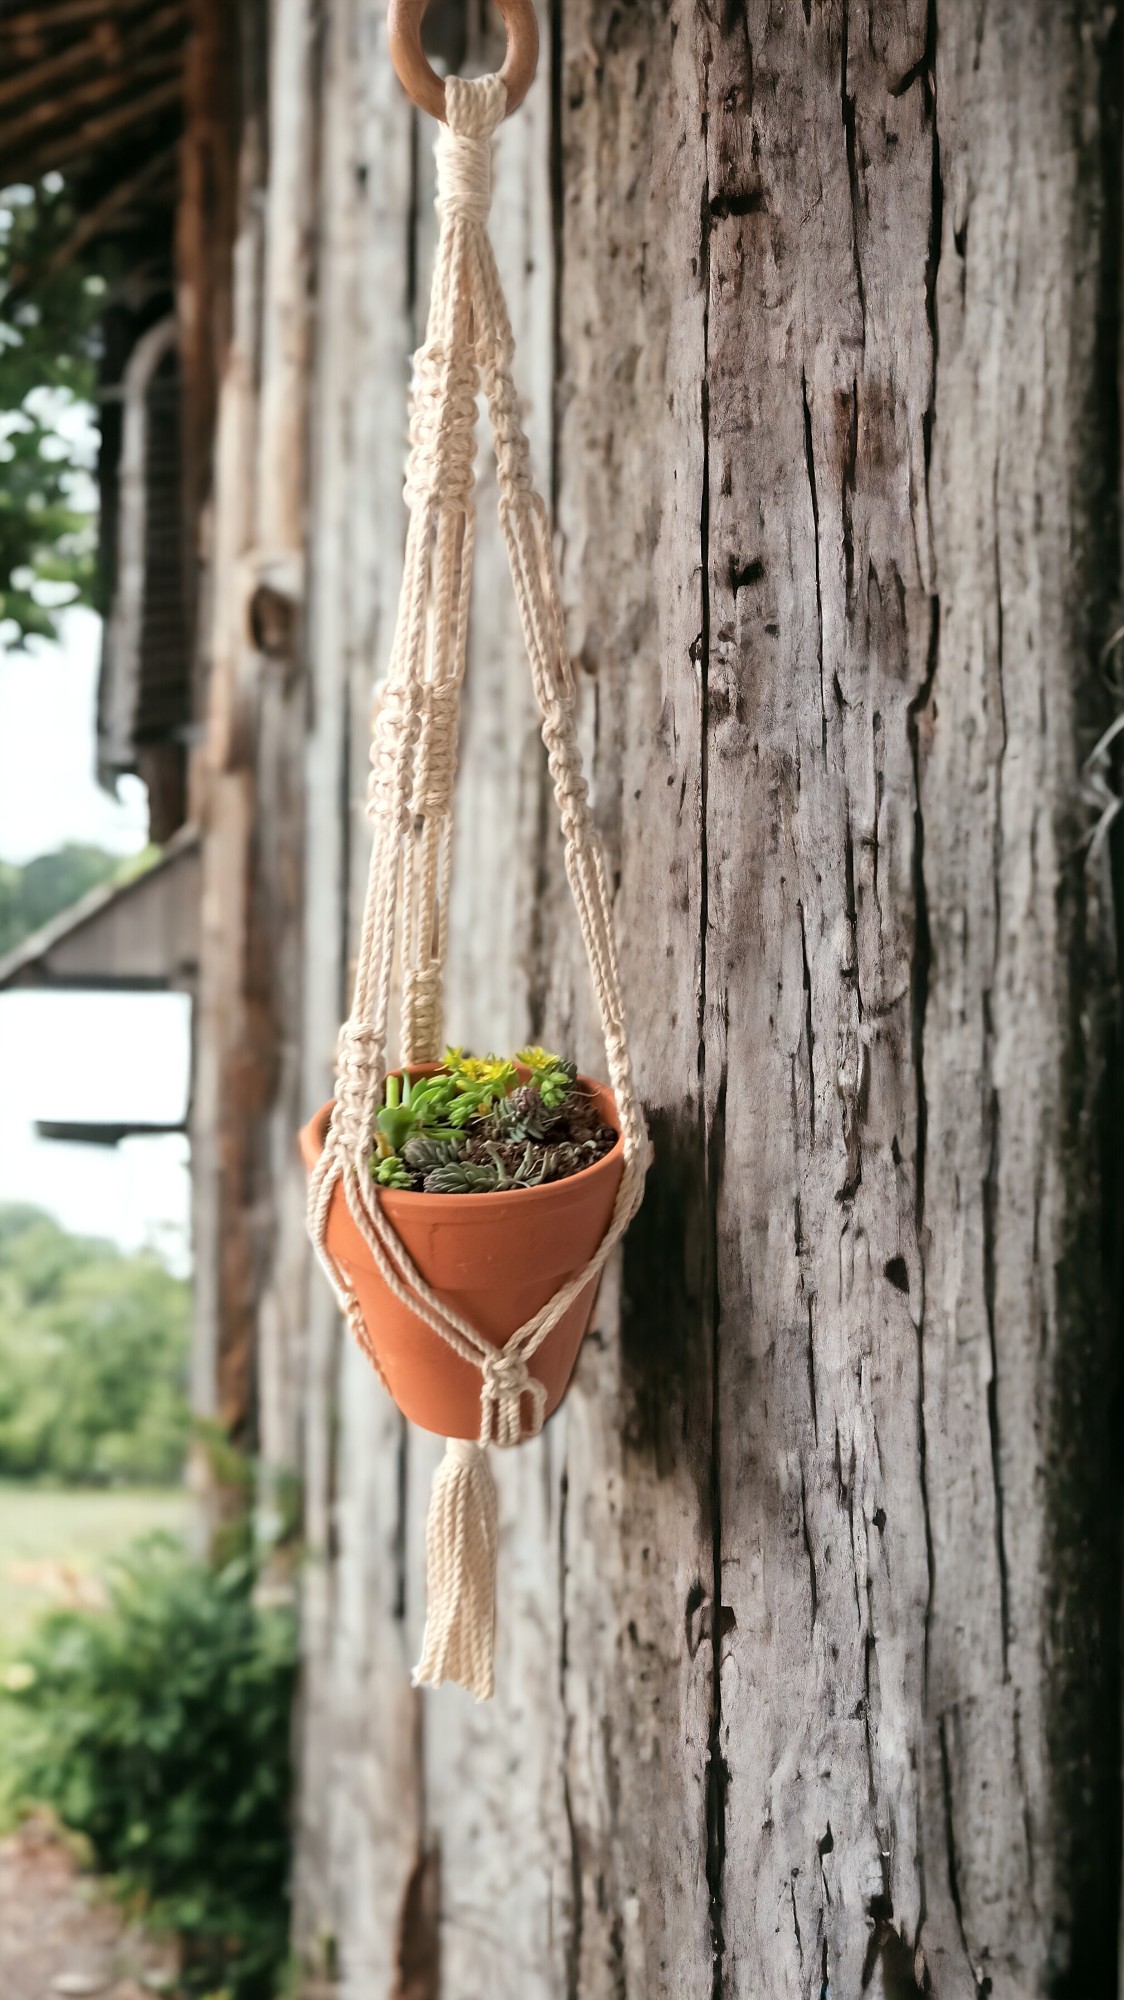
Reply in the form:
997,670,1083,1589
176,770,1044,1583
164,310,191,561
424,1160,506,1195
424,1142,541,1194
366,1045,608,1196
537,1139,599,1181
517,1047,577,1109
374,1070,457,1158
401,1135,461,1173
488,1084,558,1143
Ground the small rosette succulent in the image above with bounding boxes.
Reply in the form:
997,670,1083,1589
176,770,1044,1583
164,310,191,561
367,1044,611,1196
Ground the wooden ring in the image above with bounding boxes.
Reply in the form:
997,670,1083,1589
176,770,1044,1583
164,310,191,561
387,0,539,123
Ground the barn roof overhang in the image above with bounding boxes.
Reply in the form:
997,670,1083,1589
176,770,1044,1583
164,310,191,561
0,1,189,259
0,822,200,993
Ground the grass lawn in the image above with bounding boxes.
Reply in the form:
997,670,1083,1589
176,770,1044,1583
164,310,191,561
0,1484,191,1656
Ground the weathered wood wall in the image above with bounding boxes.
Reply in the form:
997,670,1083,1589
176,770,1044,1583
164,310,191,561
191,2,1122,1994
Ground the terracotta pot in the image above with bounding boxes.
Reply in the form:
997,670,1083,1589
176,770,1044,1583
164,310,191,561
299,1067,624,1439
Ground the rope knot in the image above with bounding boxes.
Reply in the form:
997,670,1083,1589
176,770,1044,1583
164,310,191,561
445,72,507,138
541,711,593,842
479,1344,548,1447
436,129,492,222
402,963,443,1062
411,680,461,814
405,341,479,509
479,341,532,500
437,77,506,224
333,1023,382,1159
368,680,421,823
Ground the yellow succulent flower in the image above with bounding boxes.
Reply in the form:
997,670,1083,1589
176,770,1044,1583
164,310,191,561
454,1054,512,1086
516,1045,563,1075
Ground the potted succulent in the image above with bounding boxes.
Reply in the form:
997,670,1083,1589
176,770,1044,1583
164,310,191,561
299,1047,626,1439
302,52,649,1699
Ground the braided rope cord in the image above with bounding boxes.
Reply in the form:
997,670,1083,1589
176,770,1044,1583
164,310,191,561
306,71,648,1458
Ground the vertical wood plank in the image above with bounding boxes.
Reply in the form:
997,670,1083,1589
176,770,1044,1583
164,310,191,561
918,8,1122,1994
550,6,715,1994
293,3,422,1988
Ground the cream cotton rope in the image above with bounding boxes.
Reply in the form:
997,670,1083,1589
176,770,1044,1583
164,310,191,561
307,72,648,1702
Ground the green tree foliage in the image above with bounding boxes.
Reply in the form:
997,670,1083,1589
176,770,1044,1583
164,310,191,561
0,180,101,645
3,1539,297,1999
0,842,131,956
0,1206,189,1484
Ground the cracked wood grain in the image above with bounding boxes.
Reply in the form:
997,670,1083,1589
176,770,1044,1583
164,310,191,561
703,6,933,1992
697,1,1120,1995
918,6,1122,1994
548,7,714,1994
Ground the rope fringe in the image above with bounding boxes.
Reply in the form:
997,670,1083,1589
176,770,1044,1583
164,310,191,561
413,1439,498,1701
306,73,649,1700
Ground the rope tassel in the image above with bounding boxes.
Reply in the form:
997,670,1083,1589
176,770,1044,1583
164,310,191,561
413,1438,499,1701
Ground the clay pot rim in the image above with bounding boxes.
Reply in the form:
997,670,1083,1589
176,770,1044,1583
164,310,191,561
300,1066,623,1218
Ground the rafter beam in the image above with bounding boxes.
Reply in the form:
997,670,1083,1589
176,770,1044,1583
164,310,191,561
0,2,185,110
8,73,182,185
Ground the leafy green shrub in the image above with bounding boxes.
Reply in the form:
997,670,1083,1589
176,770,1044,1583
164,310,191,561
0,1206,189,1484
1,179,101,647
0,845,157,958
2,1538,297,1999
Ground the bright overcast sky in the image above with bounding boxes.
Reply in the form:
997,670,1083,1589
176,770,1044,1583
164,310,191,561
0,606,192,1274
0,606,148,860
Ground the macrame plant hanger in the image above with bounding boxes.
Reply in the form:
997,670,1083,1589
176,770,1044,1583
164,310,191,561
306,0,648,1702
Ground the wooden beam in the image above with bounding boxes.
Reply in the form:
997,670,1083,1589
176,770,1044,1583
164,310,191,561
0,0,155,31
1,49,181,164
36,1120,186,1145
0,2,185,109
11,74,183,183
175,0,238,522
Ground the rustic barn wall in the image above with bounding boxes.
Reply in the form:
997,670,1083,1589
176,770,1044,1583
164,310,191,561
293,0,422,1973
193,1,1122,1993
190,0,269,1446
